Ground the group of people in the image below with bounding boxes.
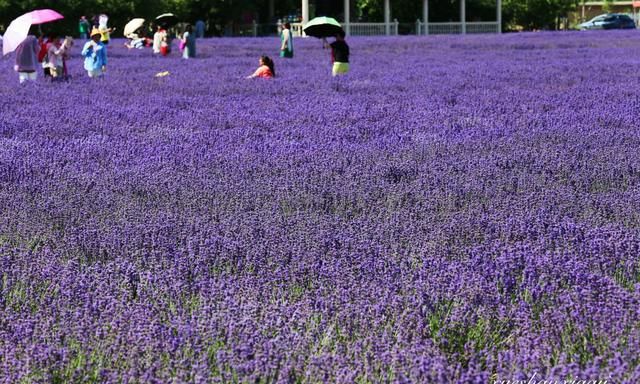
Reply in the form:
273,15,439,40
78,15,114,43
123,24,196,59
12,19,349,84
147,25,196,59
246,22,350,80
13,19,193,83
14,34,75,84
13,14,114,83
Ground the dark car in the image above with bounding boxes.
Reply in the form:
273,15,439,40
579,14,636,30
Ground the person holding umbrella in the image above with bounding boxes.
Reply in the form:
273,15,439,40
155,14,178,56
302,17,349,76
81,28,107,78
153,26,171,56
14,31,40,83
153,26,164,54
125,33,150,49
124,18,149,49
324,30,349,77
3,9,65,83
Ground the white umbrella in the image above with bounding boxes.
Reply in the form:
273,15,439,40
124,18,145,37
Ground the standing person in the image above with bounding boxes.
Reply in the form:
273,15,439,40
153,26,163,54
153,26,169,55
78,16,90,40
279,22,293,58
98,14,115,45
14,34,40,84
82,29,107,78
324,30,349,76
46,35,70,79
38,34,52,78
160,29,171,56
181,25,196,59
195,20,205,38
61,37,74,79
246,56,275,79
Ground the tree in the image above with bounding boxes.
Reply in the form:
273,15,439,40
503,0,579,30
0,0,580,35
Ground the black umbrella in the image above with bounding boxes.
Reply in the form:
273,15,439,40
156,13,178,28
303,16,343,38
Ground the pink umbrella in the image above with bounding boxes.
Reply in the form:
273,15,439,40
2,9,64,56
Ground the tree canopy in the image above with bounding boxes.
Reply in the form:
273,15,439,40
0,0,581,35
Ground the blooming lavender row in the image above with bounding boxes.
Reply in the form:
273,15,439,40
1,31,639,383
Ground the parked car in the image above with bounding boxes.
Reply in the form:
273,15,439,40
578,14,636,30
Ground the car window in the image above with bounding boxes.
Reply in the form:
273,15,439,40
604,16,616,22
591,15,606,22
619,15,633,21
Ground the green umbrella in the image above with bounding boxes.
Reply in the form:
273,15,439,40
303,16,343,38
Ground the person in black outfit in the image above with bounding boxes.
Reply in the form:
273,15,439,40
323,30,349,76
331,31,349,76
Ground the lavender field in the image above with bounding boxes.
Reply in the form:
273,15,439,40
1,31,640,383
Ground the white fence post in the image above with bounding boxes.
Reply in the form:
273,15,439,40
302,0,309,25
497,0,502,33
291,22,304,37
460,0,466,34
344,0,351,36
384,0,391,35
423,0,429,35
248,20,500,37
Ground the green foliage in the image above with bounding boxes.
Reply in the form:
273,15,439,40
0,0,274,36
612,262,640,292
354,0,498,22
0,0,582,37
503,0,579,30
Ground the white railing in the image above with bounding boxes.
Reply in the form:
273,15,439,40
291,23,305,37
348,21,400,36
247,20,499,37
416,21,500,35
291,21,399,36
348,23,386,36
426,22,463,34
466,22,500,33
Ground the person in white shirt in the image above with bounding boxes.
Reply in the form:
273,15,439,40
46,36,70,78
153,26,168,55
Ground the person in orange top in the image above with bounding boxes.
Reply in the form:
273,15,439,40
246,56,275,79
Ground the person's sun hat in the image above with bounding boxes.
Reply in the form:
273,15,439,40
90,28,101,38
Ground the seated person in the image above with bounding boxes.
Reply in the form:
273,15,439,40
125,33,148,49
246,56,275,79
